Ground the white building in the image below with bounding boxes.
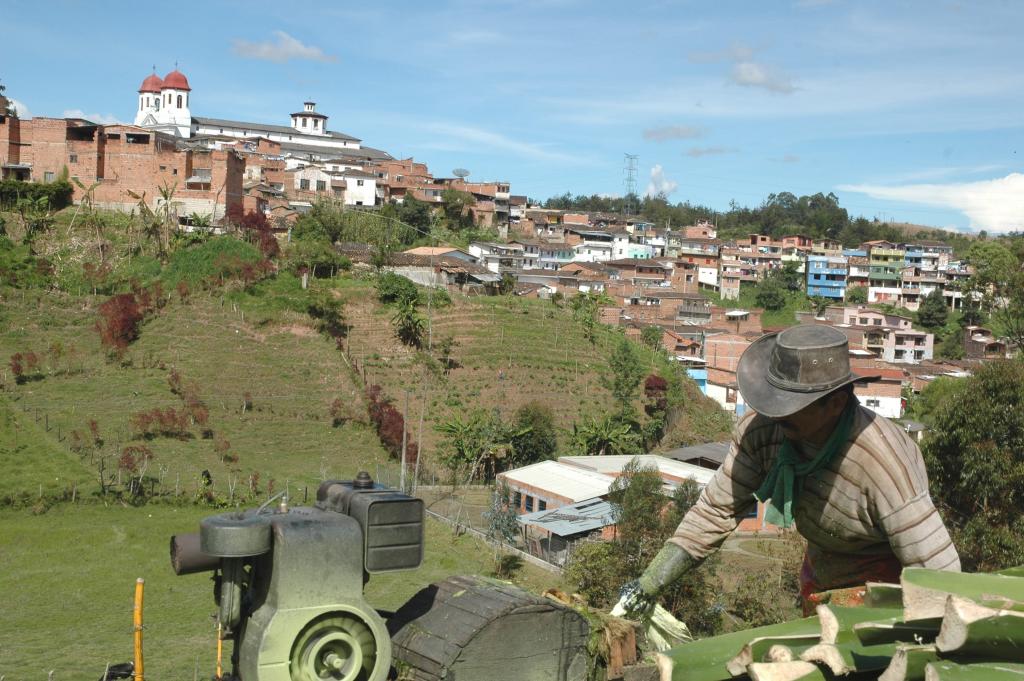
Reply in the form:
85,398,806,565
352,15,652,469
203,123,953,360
134,70,392,166
134,70,193,138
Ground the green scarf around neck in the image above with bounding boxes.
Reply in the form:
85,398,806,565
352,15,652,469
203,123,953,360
754,397,857,528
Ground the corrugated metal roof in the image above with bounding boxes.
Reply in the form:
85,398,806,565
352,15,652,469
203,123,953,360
663,442,730,467
499,460,613,502
518,498,615,537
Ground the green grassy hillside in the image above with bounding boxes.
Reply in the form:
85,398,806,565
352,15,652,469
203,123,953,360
0,211,730,677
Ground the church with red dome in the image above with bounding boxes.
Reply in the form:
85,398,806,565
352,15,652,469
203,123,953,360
133,68,193,137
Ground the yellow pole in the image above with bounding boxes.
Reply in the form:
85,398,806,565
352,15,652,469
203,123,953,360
133,578,145,681
216,620,223,680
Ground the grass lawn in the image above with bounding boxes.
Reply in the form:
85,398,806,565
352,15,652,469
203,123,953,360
0,502,566,680
704,285,812,328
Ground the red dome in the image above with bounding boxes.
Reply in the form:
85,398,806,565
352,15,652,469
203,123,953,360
138,73,163,93
162,69,191,91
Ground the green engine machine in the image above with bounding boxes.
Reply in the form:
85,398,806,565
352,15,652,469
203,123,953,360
170,472,423,681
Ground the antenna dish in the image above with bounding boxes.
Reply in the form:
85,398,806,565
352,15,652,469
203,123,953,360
452,168,470,179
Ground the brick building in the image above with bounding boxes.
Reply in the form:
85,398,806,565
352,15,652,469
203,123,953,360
0,115,244,219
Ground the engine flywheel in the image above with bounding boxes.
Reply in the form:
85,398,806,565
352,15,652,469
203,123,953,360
289,613,380,681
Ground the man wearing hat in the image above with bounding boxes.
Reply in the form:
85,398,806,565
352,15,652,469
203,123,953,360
621,324,960,616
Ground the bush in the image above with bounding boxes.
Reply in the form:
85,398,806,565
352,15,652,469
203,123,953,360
95,293,144,355
365,384,417,463
922,359,1024,570
129,407,191,440
845,286,868,304
755,279,786,311
375,272,418,305
0,236,52,288
374,270,417,305
161,236,264,288
0,179,73,211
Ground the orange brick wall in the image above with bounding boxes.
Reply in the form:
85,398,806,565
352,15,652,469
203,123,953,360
0,114,24,167
705,333,751,372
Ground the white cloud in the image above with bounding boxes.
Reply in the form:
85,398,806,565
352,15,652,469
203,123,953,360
838,173,1024,233
687,43,796,95
426,122,580,163
9,99,32,118
233,31,337,63
688,45,754,64
730,61,796,94
645,164,678,197
685,146,736,157
643,125,706,142
63,109,122,125
447,29,503,45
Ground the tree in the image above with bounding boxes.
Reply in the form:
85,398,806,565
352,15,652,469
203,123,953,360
484,481,521,546
602,336,645,421
498,272,516,295
569,413,641,457
845,286,868,304
966,241,1017,294
916,289,949,329
564,459,723,634
391,299,425,348
509,402,558,466
376,272,418,305
568,291,612,343
994,270,1024,350
755,277,786,311
436,409,528,481
921,359,1024,571
439,189,476,232
95,293,144,356
641,325,662,350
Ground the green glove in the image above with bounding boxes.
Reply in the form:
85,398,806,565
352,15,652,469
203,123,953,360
638,543,696,596
618,543,696,619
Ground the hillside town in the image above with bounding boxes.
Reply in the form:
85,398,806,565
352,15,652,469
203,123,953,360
4,5,1024,678
1,70,1012,431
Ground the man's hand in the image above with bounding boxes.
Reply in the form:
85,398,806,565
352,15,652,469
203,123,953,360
613,579,656,619
613,544,696,620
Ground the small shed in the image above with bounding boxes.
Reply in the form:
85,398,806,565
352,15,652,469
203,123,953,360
518,498,616,565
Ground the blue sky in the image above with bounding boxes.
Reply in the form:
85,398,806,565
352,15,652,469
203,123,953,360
4,0,1023,232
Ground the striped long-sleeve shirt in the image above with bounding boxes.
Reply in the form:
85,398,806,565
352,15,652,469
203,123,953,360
669,405,960,588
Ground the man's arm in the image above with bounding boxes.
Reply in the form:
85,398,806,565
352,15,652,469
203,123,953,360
666,414,769,560
878,492,960,571
623,413,770,614
867,420,960,571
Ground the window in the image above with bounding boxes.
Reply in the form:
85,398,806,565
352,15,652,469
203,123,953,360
866,398,881,407
69,153,78,163
302,118,308,127
44,171,55,182
538,500,547,511
316,180,326,191
514,491,522,509
177,95,182,108
356,179,364,186
159,165,166,172
300,179,310,190
172,169,177,176
524,495,534,512
313,119,319,129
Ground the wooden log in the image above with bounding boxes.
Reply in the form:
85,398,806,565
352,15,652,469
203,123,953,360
389,575,590,681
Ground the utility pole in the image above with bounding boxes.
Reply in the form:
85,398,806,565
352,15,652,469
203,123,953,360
400,390,410,493
623,153,639,216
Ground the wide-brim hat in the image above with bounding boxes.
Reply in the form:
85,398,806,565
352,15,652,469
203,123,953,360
737,324,880,419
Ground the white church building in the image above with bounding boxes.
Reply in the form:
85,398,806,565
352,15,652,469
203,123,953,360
133,69,392,167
